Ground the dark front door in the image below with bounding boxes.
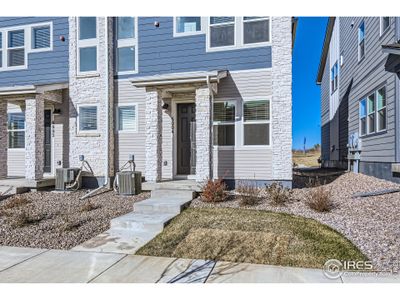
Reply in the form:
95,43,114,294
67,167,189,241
43,109,52,173
177,103,196,175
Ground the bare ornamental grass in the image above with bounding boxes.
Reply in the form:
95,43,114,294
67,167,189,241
236,182,261,207
201,179,228,203
306,186,333,212
265,183,292,206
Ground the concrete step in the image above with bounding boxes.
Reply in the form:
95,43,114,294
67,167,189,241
134,197,192,214
110,212,177,232
150,189,195,201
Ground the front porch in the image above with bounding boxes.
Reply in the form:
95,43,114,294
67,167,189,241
130,70,227,184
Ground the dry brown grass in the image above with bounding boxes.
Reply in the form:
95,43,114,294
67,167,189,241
200,179,228,203
306,186,333,212
137,208,366,268
265,183,292,206
79,200,101,212
12,209,46,228
1,195,30,210
293,150,321,167
236,182,261,206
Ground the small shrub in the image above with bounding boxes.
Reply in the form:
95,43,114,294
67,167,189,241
236,182,261,206
59,214,83,231
306,186,333,212
80,200,101,212
201,179,228,203
1,195,30,210
12,209,45,228
265,183,292,206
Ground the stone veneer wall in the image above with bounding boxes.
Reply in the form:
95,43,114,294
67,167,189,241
25,96,45,180
0,100,7,178
195,86,212,182
271,17,293,182
68,17,114,179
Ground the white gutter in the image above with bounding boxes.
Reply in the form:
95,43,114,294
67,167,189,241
104,17,110,187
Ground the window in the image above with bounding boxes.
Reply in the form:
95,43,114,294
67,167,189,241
8,112,25,149
243,17,270,44
367,93,375,134
380,17,390,35
377,87,386,132
243,100,270,145
358,21,365,61
209,17,235,48
331,61,338,93
118,105,137,131
0,32,2,68
32,25,51,50
213,101,235,146
174,17,202,36
116,17,137,73
8,29,25,67
77,17,97,74
78,105,98,132
359,99,367,136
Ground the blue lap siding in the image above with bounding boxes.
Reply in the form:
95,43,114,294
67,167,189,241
0,17,69,87
117,17,272,79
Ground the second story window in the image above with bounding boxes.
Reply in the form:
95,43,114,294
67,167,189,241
32,25,51,50
78,104,98,133
209,17,235,48
77,17,98,74
358,21,365,61
8,30,25,67
243,17,270,44
0,32,2,68
116,17,137,74
174,17,202,36
330,61,338,93
380,17,390,35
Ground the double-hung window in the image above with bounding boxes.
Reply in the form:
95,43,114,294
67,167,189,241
174,17,202,36
243,17,270,44
367,92,375,134
78,105,98,133
116,17,137,73
31,24,51,50
209,17,235,48
118,104,138,132
8,112,25,149
8,29,25,67
331,61,338,93
213,101,235,146
243,100,270,146
358,21,365,61
380,17,390,35
359,99,367,136
377,87,386,132
77,17,98,74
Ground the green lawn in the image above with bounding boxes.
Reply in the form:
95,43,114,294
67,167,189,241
137,208,367,268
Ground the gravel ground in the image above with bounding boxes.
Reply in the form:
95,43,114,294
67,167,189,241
191,172,400,271
0,190,149,249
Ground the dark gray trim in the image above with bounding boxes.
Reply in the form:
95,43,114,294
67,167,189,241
223,179,292,190
316,17,336,85
359,161,400,184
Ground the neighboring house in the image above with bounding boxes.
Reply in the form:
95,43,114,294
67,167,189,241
317,17,400,182
0,17,295,188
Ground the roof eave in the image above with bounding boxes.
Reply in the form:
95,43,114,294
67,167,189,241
316,17,336,85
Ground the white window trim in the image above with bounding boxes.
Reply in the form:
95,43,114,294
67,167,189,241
116,103,139,133
212,99,237,149
330,61,338,94
376,87,387,133
241,98,272,148
30,22,53,53
359,99,367,137
358,21,365,62
76,103,100,135
77,17,99,76
241,17,272,48
173,17,205,37
366,93,375,135
0,21,54,72
7,108,26,150
380,17,390,37
206,17,271,52
116,17,139,75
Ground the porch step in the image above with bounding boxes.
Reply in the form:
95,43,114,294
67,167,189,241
110,212,177,232
134,197,192,214
150,189,195,200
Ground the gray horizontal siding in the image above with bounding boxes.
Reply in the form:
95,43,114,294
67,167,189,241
339,17,397,163
321,48,331,161
0,17,69,87
118,17,271,79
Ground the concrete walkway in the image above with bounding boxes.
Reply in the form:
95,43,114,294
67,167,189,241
1,246,399,283
72,189,195,254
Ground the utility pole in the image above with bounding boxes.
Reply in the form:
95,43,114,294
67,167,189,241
303,137,306,155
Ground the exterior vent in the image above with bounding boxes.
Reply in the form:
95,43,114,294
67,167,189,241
55,168,81,191
117,171,142,195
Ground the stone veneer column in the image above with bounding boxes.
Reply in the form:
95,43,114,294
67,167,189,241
145,88,162,182
271,17,293,185
25,96,45,180
0,100,7,178
195,86,212,182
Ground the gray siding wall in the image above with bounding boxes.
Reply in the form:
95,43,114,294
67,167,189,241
321,48,331,161
340,17,397,163
0,17,69,87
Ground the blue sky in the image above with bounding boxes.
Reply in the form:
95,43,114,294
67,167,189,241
292,17,328,150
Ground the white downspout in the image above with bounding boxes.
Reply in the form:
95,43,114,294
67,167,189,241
104,16,110,187
206,75,213,179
